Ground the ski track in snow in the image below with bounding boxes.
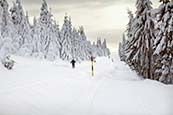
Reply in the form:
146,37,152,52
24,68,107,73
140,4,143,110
0,56,173,115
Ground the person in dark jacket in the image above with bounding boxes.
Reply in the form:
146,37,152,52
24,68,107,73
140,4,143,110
71,59,76,68
90,56,96,76
91,56,96,62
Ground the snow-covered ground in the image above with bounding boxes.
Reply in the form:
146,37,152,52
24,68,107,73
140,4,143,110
0,56,172,115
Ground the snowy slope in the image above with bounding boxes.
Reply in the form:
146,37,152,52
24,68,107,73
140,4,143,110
0,55,172,115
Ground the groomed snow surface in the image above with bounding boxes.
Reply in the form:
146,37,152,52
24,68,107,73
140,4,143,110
0,55,172,115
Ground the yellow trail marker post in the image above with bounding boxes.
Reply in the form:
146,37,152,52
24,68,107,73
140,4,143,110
91,61,94,77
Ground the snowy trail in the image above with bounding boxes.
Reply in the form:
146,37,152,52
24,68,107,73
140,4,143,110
0,56,172,115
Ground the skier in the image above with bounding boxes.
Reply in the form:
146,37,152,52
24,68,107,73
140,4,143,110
71,59,76,68
91,56,96,63
91,56,96,77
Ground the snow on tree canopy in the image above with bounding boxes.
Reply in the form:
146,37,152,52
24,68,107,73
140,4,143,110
120,0,173,84
0,0,110,62
153,0,173,84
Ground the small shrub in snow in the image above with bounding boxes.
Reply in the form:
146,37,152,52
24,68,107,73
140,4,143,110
1,56,15,70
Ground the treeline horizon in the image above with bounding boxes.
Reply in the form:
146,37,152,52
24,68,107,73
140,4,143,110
0,0,110,62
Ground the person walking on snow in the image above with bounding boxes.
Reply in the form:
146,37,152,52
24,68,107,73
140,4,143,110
71,59,76,68
91,56,96,77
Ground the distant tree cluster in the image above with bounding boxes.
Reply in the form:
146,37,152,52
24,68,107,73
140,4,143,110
0,0,110,62
119,0,173,84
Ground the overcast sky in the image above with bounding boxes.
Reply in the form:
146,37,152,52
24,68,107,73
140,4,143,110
9,0,160,53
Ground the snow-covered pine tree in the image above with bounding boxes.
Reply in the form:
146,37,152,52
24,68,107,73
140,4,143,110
92,41,98,57
71,27,81,61
0,33,2,60
17,11,33,56
78,26,93,60
60,15,73,60
119,42,122,60
0,0,2,35
31,17,39,56
96,38,104,57
125,10,136,66
52,21,61,59
46,20,62,61
39,0,53,59
0,0,18,60
84,40,93,60
153,0,173,84
33,0,55,59
0,0,12,37
10,0,32,52
119,33,127,61
101,39,110,57
106,40,110,56
46,20,59,61
143,10,155,79
126,9,134,40
78,26,86,61
124,9,134,59
125,0,154,78
25,11,31,27
0,2,2,52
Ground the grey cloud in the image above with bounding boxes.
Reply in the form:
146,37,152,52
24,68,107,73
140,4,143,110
17,0,140,10
17,0,117,14
22,0,132,5
10,0,160,13
18,0,160,13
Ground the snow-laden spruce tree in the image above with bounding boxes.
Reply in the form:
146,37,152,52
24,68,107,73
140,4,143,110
51,21,61,59
0,0,18,60
126,9,134,40
96,38,104,57
25,11,31,27
124,10,134,59
84,40,93,60
60,15,73,60
78,26,93,60
39,0,53,58
101,39,110,57
46,20,62,61
31,17,39,55
125,0,154,78
123,10,133,63
0,33,2,60
91,42,97,57
143,10,155,79
0,2,3,48
102,41,108,57
71,27,81,61
119,34,127,61
153,0,173,84
10,0,32,52
33,0,55,59
17,10,33,56
71,26,92,62
91,39,110,58
46,20,60,61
